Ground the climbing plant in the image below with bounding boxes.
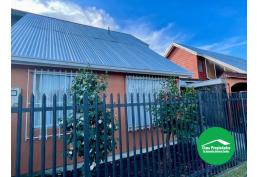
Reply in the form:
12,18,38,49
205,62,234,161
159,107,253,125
60,70,116,176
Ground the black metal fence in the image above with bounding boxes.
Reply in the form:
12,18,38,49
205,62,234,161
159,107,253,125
11,91,247,177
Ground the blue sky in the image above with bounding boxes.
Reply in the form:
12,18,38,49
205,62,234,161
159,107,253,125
12,0,247,59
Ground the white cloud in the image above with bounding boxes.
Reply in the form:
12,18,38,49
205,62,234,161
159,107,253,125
12,0,119,30
122,22,188,54
12,0,188,54
197,37,246,54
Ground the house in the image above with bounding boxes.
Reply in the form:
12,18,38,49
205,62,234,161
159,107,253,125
165,43,247,93
11,9,192,175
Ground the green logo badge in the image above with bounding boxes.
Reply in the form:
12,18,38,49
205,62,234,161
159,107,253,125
197,127,235,165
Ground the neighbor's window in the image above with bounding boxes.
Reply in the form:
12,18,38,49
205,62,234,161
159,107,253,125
126,75,165,129
198,60,204,72
33,70,75,128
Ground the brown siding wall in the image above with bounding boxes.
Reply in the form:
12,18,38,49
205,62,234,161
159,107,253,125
206,60,216,79
11,65,167,175
167,47,199,79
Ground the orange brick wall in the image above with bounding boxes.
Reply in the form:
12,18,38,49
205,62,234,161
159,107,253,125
167,47,199,79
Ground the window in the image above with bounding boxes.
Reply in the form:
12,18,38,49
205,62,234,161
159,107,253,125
198,60,204,72
33,70,75,128
126,76,165,129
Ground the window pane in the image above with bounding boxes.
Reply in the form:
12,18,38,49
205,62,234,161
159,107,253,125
198,60,204,72
33,71,75,128
126,76,165,129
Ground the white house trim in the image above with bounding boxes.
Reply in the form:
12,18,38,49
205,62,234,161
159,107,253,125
184,78,225,88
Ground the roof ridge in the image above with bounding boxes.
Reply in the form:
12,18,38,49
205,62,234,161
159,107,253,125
176,42,245,61
11,8,148,47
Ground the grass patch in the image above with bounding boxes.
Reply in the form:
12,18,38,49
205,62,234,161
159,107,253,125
214,162,247,177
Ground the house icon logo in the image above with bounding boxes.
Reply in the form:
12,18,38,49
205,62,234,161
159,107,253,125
202,139,230,147
197,127,235,165
201,139,231,154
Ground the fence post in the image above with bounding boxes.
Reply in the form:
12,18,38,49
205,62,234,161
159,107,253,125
197,93,208,177
52,94,57,177
28,94,34,177
83,92,90,177
15,94,22,177
40,94,46,177
63,95,67,177
239,93,247,149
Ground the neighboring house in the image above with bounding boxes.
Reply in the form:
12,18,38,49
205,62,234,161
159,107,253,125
11,9,191,175
165,43,247,93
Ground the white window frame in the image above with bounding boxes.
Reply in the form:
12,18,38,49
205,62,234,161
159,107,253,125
25,69,77,140
126,75,166,130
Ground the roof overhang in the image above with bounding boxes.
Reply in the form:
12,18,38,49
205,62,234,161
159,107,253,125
183,78,225,88
12,56,193,78
165,43,247,74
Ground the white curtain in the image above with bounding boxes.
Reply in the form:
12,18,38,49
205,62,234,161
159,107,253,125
126,75,165,129
33,70,75,128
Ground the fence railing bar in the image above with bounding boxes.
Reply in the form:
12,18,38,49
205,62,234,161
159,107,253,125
72,95,77,177
12,101,202,114
197,93,208,177
52,94,57,177
124,94,130,177
240,94,247,140
117,94,123,177
169,96,178,177
184,99,191,176
130,93,138,177
110,94,116,177
143,94,150,177
222,92,231,170
136,93,144,177
154,94,161,177
83,93,90,177
239,93,247,158
188,99,196,176
103,94,108,177
160,98,167,177
28,94,34,177
95,96,100,177
231,97,240,166
217,93,228,172
178,100,185,175
40,94,46,177
15,94,22,177
207,93,218,175
214,92,224,174
148,93,157,177
62,94,67,177
233,99,244,163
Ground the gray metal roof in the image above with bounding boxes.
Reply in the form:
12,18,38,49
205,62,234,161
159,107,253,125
175,43,247,73
11,11,192,77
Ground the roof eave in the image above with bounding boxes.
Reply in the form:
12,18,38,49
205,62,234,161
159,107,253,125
11,56,193,78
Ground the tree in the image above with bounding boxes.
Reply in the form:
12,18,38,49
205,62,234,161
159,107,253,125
60,70,115,176
152,77,199,170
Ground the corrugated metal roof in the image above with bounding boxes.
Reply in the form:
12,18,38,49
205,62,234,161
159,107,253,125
174,43,247,73
11,12,192,77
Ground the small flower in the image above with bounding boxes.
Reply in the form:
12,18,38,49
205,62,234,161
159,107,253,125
98,119,102,124
108,123,112,128
90,162,96,171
